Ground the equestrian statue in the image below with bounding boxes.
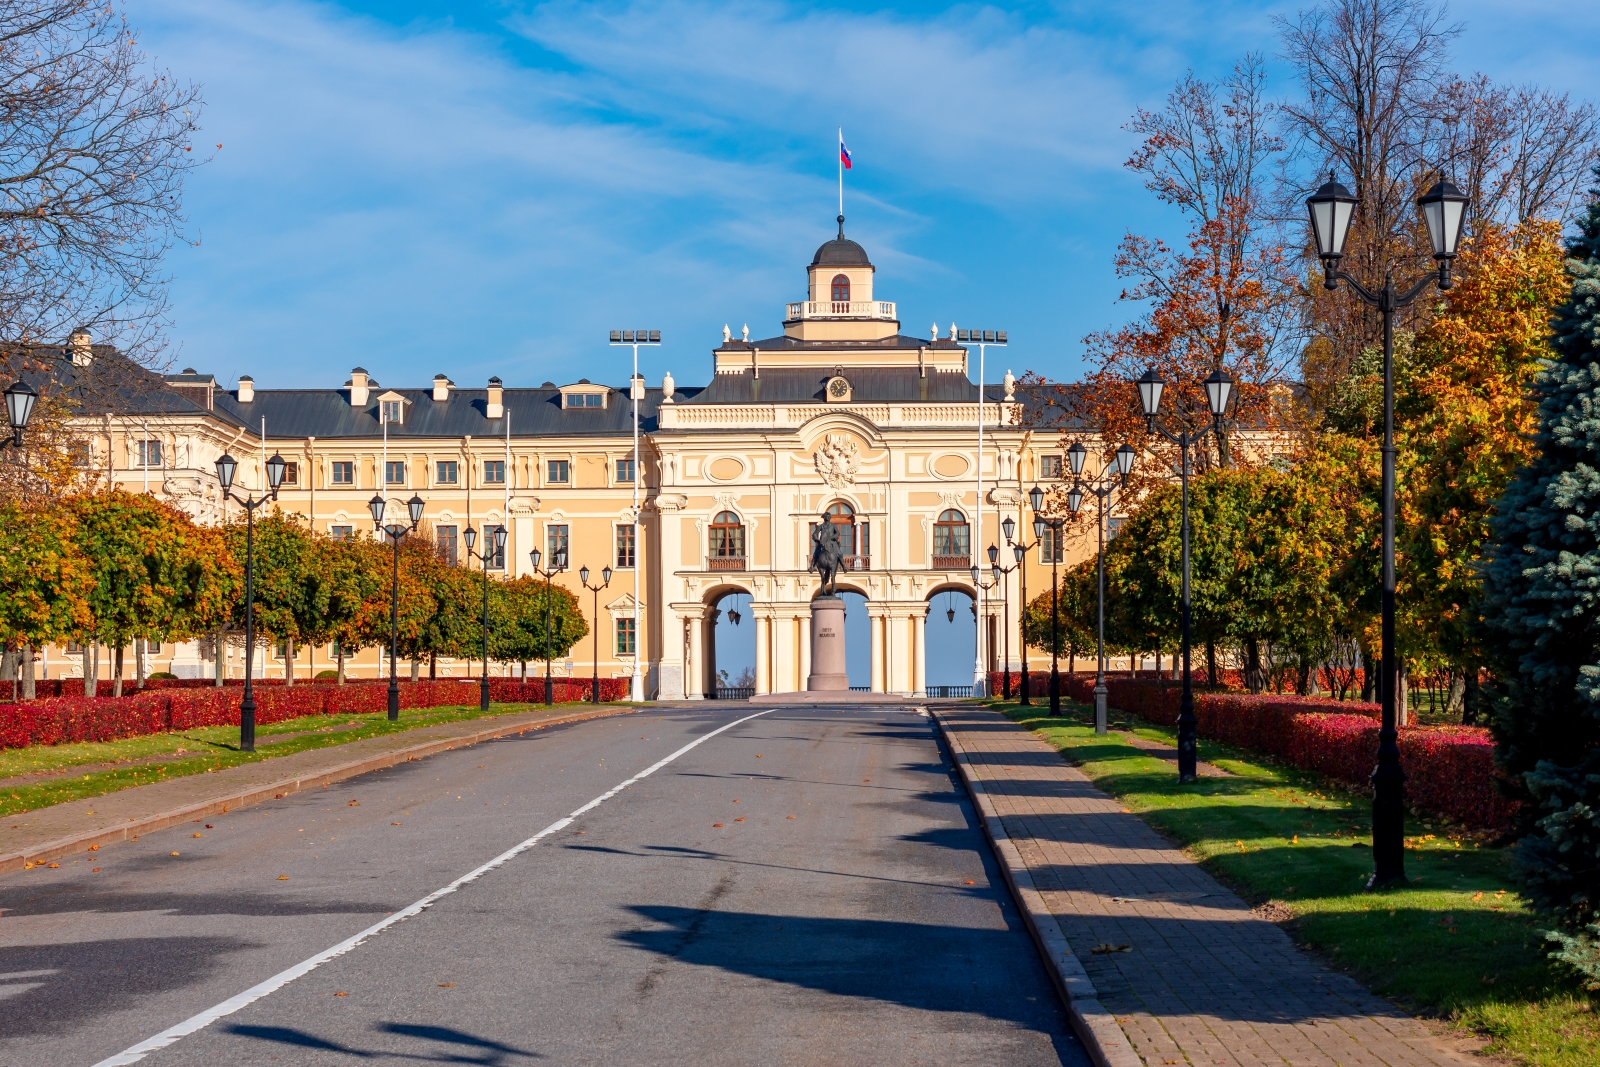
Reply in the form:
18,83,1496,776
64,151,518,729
809,514,845,596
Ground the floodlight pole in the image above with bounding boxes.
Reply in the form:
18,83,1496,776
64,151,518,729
611,329,660,702
958,328,1006,695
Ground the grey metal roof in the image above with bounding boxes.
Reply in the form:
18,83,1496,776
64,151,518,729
687,367,1001,405
2,347,210,418
218,384,698,440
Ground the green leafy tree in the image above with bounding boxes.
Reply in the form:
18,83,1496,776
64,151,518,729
1479,174,1600,985
494,576,587,675
225,513,317,683
1023,573,1095,675
0,502,92,681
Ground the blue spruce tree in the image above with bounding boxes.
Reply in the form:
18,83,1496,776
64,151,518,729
1481,170,1600,985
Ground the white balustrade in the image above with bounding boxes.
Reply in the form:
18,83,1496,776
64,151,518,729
784,301,897,321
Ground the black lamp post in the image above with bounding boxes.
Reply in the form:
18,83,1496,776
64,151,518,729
370,492,425,721
989,539,1018,699
4,379,37,447
1132,365,1234,781
579,565,613,704
1307,172,1468,888
1068,441,1137,734
215,449,288,752
529,545,567,706
462,524,507,711
1022,484,1065,712
970,561,999,695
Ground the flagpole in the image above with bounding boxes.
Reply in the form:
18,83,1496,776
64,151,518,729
838,126,844,218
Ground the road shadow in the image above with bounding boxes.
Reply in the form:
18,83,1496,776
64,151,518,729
221,1022,541,1063
0,880,394,920
0,935,261,1039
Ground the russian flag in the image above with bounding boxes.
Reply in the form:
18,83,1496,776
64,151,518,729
840,139,852,169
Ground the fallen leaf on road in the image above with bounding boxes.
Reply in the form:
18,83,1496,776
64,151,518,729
278,875,289,880
863,779,870,783
170,852,179,857
275,793,286,799
438,983,455,988
1120,808,1131,813
91,868,100,872
734,818,745,822
205,824,213,829
713,823,724,828
88,844,99,851
756,754,762,758
964,880,975,885
47,862,59,868
333,992,348,997
192,833,202,838
392,822,402,826
574,831,586,835
786,815,796,819
347,801,360,807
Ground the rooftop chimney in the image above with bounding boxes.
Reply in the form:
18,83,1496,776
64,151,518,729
69,327,92,367
348,367,369,407
432,374,453,402
486,376,504,419
237,375,255,403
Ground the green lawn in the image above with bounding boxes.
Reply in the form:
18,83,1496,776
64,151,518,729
1,700,606,819
989,698,1599,1067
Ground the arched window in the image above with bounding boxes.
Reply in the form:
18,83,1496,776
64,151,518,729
820,501,866,562
932,509,970,567
709,511,745,569
830,274,851,305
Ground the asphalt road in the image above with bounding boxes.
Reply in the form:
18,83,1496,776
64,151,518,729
0,703,1087,1067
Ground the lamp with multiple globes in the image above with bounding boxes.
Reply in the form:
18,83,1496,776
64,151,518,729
529,545,568,706
579,564,613,705
372,493,426,720
213,449,290,752
1068,441,1138,734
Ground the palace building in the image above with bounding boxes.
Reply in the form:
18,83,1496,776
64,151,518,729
32,218,1113,696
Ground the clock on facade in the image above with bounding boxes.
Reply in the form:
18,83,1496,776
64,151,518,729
826,375,851,401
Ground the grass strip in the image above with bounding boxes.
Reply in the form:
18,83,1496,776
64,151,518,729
0,701,606,819
990,698,1599,1067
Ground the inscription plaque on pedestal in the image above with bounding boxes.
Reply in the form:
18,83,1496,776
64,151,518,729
806,595,849,691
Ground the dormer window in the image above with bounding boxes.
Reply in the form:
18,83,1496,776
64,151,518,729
376,390,409,425
382,400,401,423
560,382,608,409
831,274,850,303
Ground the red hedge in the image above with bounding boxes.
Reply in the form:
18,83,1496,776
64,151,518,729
995,673,1515,833
0,677,628,752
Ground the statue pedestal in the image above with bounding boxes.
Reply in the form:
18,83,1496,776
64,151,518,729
806,595,850,691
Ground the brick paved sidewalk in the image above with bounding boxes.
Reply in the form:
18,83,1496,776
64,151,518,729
937,705,1473,1067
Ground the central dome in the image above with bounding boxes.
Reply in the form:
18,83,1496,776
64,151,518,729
811,215,872,268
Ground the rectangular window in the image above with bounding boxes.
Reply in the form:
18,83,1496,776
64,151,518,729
484,525,506,569
136,439,163,466
385,460,406,485
546,524,569,568
69,443,91,468
143,640,162,655
436,525,458,566
1040,454,1064,479
436,460,458,485
615,523,636,568
275,641,288,659
565,393,602,408
615,617,636,656
1040,524,1064,564
382,399,402,424
547,459,570,483
329,525,353,542
616,457,635,483
860,521,870,560
1108,517,1125,541
280,462,299,486
483,459,506,484
331,461,354,485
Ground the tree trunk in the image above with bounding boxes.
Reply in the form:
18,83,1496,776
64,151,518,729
429,652,436,680
113,645,124,698
411,657,421,682
1360,645,1375,702
86,640,98,697
1446,670,1465,716
336,647,346,684
22,644,35,700
215,631,225,686
2,644,16,702
1398,661,1410,727
284,636,295,686
520,661,527,681
1244,638,1263,694
1154,651,1161,677
1462,669,1480,726
1297,660,1311,695
135,639,146,689
1205,640,1217,689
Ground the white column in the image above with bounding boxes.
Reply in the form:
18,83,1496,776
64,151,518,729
799,612,811,689
870,610,884,692
686,611,704,699
755,614,771,695
913,609,927,696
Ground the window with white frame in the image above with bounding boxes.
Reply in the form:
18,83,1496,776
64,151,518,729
615,523,636,568
1041,523,1065,563
616,457,635,483
436,460,458,484
483,460,506,484
615,617,636,655
382,399,402,424
546,524,569,567
329,525,354,541
136,439,163,466
331,461,354,485
385,460,406,485
547,459,570,483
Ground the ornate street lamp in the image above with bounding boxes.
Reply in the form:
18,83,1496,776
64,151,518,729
372,492,425,721
1070,443,1137,734
4,380,37,447
579,564,613,705
1022,484,1065,712
462,524,507,711
1308,172,1469,888
1132,360,1234,782
215,449,288,752
989,539,1018,700
529,545,568,706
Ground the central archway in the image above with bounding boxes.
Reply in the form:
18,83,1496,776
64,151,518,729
925,585,977,694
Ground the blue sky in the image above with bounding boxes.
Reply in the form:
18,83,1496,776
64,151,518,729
137,0,1597,393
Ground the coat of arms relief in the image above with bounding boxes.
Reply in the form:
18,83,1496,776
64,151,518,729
815,434,860,488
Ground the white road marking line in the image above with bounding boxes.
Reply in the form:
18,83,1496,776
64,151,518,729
92,709,776,1067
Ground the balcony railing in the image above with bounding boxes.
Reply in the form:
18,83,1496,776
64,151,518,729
785,300,897,321
714,686,755,700
841,555,870,572
927,685,974,699
931,554,971,570
708,556,747,571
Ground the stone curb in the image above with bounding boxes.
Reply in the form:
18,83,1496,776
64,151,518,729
930,706,1145,1067
0,704,641,875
